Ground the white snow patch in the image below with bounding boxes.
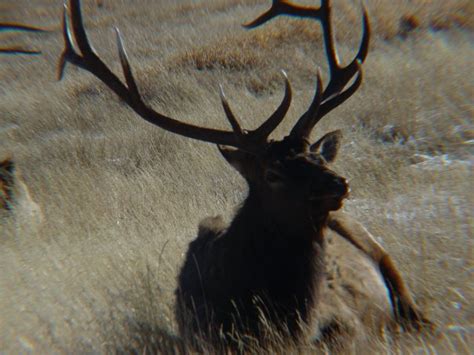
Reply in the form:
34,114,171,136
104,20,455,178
410,154,472,171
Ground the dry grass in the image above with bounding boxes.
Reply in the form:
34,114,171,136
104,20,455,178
1,0,473,353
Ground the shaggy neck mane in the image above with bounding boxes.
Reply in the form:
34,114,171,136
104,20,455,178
231,187,328,241
224,186,328,335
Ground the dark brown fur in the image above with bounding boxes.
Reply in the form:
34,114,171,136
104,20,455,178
0,158,16,211
175,133,430,349
175,134,351,346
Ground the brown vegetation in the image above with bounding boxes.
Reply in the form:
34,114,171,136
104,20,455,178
57,1,431,350
1,0,472,353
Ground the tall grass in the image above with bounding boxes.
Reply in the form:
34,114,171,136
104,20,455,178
1,0,472,353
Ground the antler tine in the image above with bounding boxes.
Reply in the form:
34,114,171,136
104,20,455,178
290,68,323,138
0,23,47,32
58,4,75,80
219,70,291,144
59,0,130,94
0,47,41,55
59,0,292,153
67,0,95,56
243,0,322,29
115,27,140,103
219,85,244,136
244,0,369,100
245,0,370,140
317,61,363,120
291,61,363,139
252,70,292,141
322,4,369,100
0,22,47,55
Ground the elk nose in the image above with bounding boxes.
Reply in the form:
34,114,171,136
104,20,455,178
309,175,349,198
332,177,349,197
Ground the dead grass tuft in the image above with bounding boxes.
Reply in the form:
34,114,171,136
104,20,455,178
170,22,320,72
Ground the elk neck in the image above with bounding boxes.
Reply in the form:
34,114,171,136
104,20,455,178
230,184,330,245
223,187,328,330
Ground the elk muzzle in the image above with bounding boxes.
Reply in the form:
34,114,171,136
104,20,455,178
309,174,349,211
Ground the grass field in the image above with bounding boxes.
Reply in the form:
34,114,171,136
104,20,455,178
1,0,473,353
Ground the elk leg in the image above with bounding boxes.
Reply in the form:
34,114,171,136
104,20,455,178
328,211,431,330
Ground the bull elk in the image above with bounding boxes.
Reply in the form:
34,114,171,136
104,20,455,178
58,0,430,349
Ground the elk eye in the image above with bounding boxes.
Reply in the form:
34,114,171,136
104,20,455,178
265,169,284,185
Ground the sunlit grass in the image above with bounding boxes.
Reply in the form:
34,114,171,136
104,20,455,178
1,0,472,353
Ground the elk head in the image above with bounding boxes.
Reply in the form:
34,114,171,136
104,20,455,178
219,129,349,229
58,0,369,225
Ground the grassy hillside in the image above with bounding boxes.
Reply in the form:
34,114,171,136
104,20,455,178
1,0,472,353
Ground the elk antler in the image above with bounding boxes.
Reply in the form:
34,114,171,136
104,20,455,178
58,0,293,154
244,0,370,140
0,23,47,54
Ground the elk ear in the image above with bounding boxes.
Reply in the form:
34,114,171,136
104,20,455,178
218,145,252,176
310,130,342,163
